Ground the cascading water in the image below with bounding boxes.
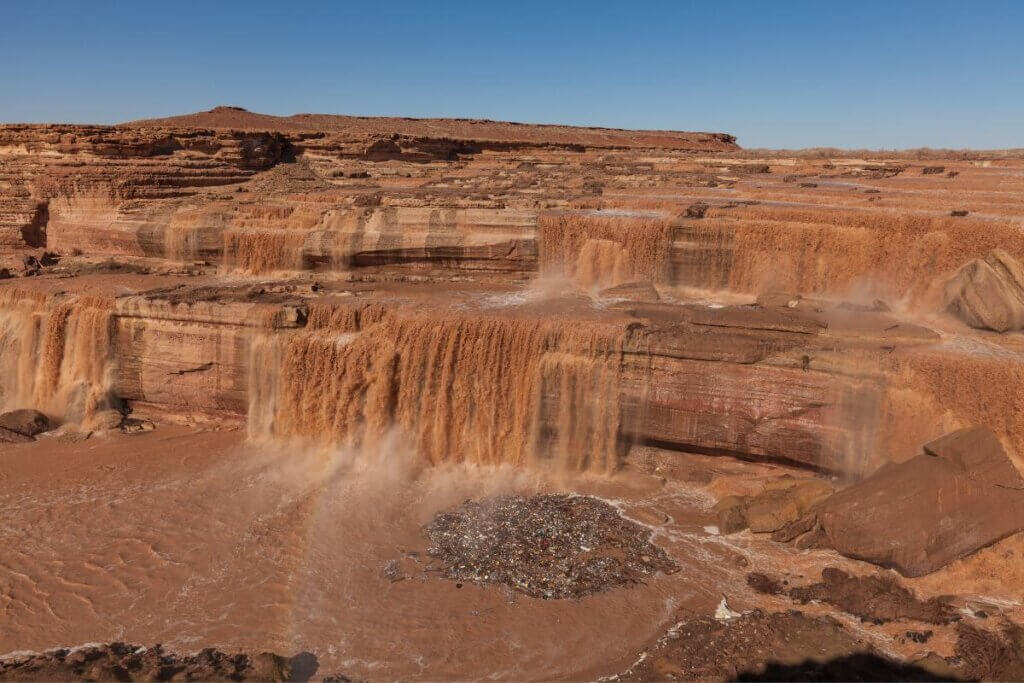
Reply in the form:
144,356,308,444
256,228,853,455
0,289,115,424
247,304,634,473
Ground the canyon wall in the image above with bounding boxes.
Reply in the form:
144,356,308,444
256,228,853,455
2,108,1022,475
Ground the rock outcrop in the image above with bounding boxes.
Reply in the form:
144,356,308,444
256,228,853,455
714,477,834,534
0,643,324,682
944,249,1024,332
781,427,1024,576
0,409,52,442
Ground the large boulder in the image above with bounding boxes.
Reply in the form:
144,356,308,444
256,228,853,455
944,249,1024,332
744,478,834,533
0,426,35,443
0,409,53,438
785,427,1024,577
715,477,834,535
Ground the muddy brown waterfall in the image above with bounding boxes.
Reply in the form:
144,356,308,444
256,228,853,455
4,104,1024,681
248,304,636,472
0,288,115,424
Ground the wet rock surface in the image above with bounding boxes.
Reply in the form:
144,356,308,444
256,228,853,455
715,477,834,535
609,610,943,682
749,567,958,625
783,427,1024,576
423,494,678,599
0,643,334,682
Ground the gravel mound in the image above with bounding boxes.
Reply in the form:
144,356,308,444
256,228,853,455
423,494,677,599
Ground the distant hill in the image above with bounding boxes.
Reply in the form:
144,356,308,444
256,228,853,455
120,106,739,151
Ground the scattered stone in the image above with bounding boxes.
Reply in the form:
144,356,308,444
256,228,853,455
87,409,125,431
716,477,833,535
921,166,945,175
743,479,834,533
798,182,818,188
787,568,957,625
353,191,382,207
730,164,770,174
947,170,960,178
684,202,709,219
906,630,934,644
784,427,1024,576
610,610,942,681
380,559,405,582
714,597,742,621
22,254,41,275
746,572,784,595
943,249,1024,332
121,418,156,434
423,494,678,599
950,209,969,217
0,643,323,682
0,409,53,437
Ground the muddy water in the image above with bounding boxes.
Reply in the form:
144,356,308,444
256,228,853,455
248,306,635,473
0,290,114,424
0,428,860,680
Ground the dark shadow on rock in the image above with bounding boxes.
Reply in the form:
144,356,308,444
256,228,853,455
734,654,957,681
287,652,319,682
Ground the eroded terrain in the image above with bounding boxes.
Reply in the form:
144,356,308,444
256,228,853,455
2,107,1024,680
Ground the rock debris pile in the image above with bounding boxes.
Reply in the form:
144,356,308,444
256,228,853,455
0,643,333,682
424,494,678,599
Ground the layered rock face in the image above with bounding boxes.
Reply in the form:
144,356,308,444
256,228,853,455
1,107,1023,479
945,249,1024,332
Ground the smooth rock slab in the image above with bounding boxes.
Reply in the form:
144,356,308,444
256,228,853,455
795,426,1024,576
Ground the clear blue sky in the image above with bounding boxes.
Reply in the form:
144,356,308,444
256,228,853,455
3,0,1022,148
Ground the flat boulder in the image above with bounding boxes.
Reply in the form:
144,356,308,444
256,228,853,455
745,478,834,533
0,409,53,438
716,477,834,535
944,249,1024,332
790,427,1024,576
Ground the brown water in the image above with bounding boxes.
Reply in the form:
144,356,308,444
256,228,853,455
0,289,114,424
224,230,308,273
6,428,977,679
248,307,632,473
0,429,728,679
538,214,673,284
